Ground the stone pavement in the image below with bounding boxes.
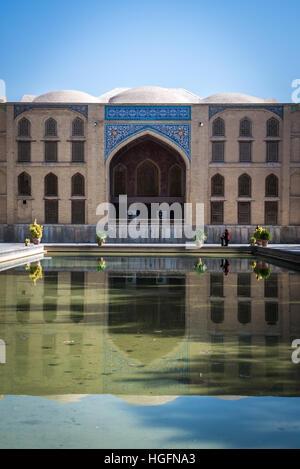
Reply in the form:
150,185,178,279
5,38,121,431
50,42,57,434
0,243,45,265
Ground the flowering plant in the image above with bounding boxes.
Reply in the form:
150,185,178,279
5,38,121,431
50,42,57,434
30,219,43,240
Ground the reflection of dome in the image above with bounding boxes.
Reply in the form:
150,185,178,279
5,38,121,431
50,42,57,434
32,90,99,103
213,396,249,400
107,86,201,104
43,394,87,403
116,395,179,406
201,92,276,103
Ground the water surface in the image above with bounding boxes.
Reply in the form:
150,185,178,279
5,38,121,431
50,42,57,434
0,255,299,448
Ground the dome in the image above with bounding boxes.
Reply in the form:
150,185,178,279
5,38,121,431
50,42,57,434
33,89,99,103
108,86,201,104
201,92,277,104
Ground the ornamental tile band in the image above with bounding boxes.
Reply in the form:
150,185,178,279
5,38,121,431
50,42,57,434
105,105,191,121
14,104,88,119
291,105,300,112
105,123,190,161
209,105,284,120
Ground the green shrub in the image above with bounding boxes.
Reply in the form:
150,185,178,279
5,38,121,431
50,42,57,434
252,262,271,280
253,226,263,240
97,258,106,272
96,231,107,243
193,229,207,242
193,260,207,275
260,229,271,241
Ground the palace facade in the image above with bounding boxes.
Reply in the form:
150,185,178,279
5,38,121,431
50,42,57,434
0,86,299,242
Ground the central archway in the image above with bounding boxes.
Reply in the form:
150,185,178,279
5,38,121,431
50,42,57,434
108,134,187,219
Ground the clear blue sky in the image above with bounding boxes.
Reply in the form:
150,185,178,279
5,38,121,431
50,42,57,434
0,0,299,102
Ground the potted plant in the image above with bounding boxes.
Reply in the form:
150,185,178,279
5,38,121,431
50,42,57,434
96,231,107,246
25,238,30,246
193,258,207,275
260,229,271,247
30,219,43,245
193,229,207,247
97,257,106,272
249,236,256,246
253,226,263,246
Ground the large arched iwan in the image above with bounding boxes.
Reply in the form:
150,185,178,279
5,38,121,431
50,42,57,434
109,134,187,218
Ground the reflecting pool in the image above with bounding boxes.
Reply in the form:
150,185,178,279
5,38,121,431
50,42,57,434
0,255,299,448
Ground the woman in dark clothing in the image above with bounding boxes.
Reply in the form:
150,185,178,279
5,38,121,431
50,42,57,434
220,258,230,275
220,229,230,246
224,229,230,246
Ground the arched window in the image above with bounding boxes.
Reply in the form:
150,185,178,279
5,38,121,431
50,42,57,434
169,164,183,197
71,173,85,196
72,118,84,136
136,160,159,196
18,117,30,137
238,174,251,197
211,174,224,196
265,174,278,197
113,164,127,196
18,172,31,196
212,117,225,137
267,118,279,137
239,118,252,137
45,173,58,196
45,118,57,137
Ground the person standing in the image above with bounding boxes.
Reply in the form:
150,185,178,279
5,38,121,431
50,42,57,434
220,228,230,246
224,229,230,246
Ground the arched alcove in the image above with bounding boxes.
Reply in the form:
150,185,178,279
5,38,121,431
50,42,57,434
108,134,186,218
136,159,159,196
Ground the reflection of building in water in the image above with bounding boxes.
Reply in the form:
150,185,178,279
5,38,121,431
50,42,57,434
43,394,88,403
115,395,179,406
0,257,299,398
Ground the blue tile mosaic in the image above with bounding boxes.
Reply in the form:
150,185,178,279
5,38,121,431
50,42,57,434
291,105,300,112
105,123,190,161
209,105,284,120
14,104,88,119
105,105,191,121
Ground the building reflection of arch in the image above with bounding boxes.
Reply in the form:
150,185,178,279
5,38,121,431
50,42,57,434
238,335,252,379
105,271,188,381
43,271,58,323
70,271,85,323
108,133,188,220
